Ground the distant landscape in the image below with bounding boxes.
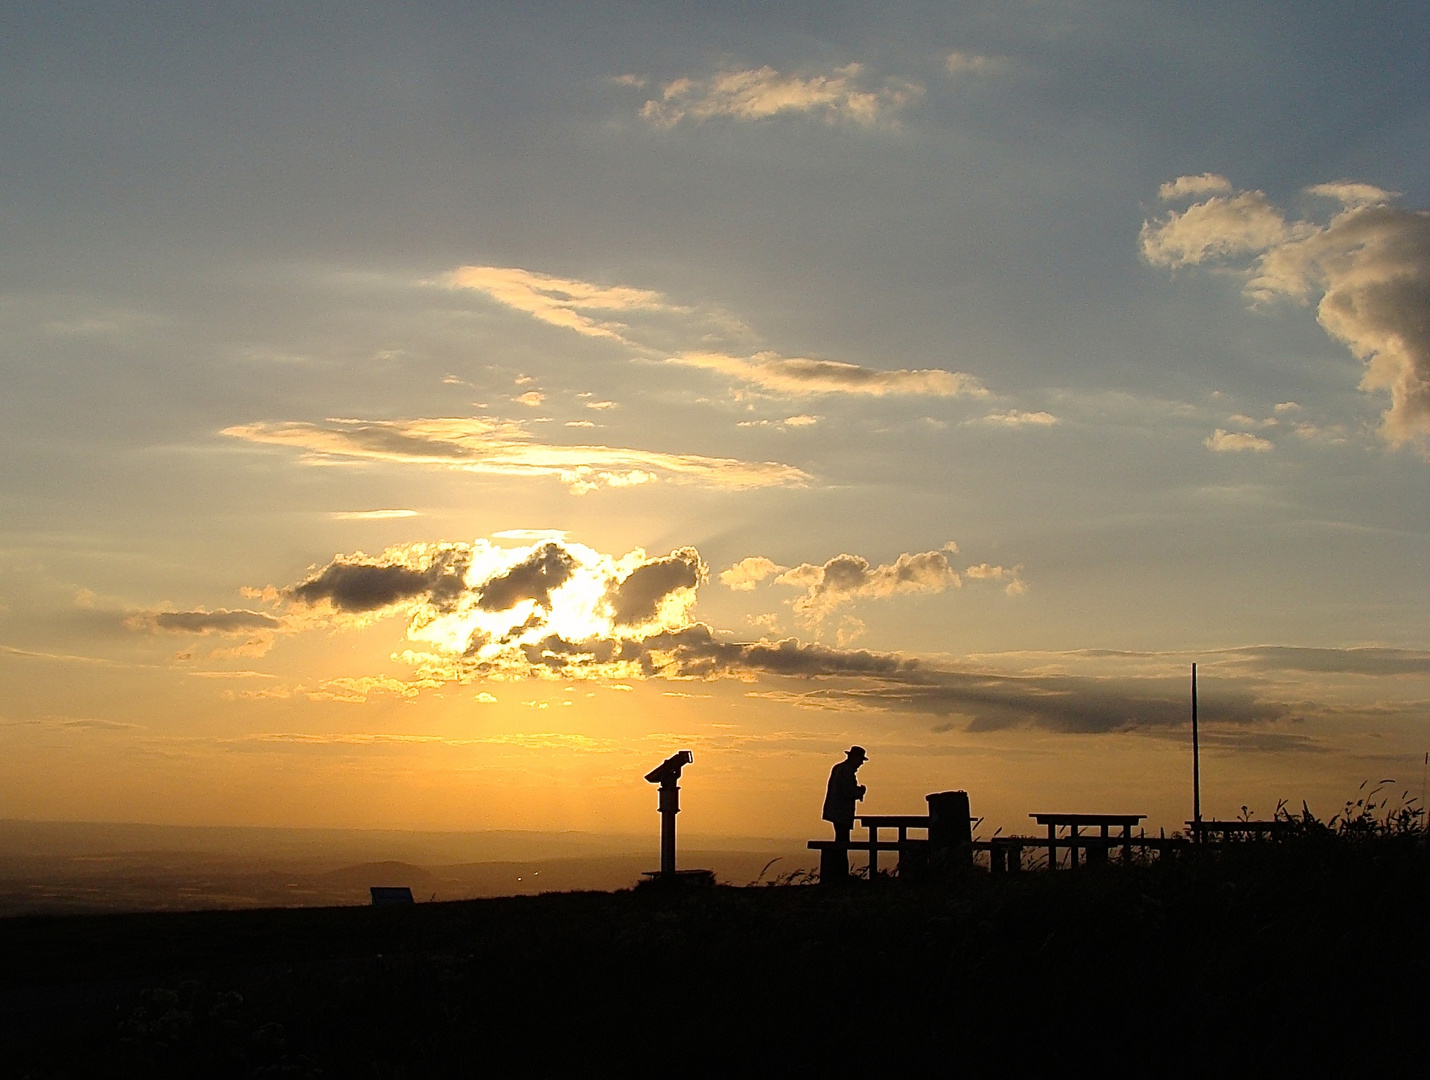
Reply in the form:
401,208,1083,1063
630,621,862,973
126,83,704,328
6,822,1428,1075
0,820,814,915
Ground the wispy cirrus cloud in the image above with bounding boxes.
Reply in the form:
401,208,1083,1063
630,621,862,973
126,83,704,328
639,64,921,128
222,416,809,494
433,264,1011,410
442,265,683,345
125,609,284,634
1144,177,1430,449
944,52,1006,75
332,509,419,520
971,409,1059,427
668,351,985,398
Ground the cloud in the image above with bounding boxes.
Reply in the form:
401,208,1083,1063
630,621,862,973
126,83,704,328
944,52,1004,75
332,509,419,520
61,718,142,731
1204,428,1274,452
973,410,1059,427
1307,181,1399,207
755,664,1287,734
964,563,1027,596
1158,173,1233,201
290,546,471,613
776,549,961,623
640,64,921,128
514,391,545,406
668,351,985,397
442,265,681,344
477,543,576,612
605,547,705,626
126,609,283,634
1141,189,1300,266
245,537,1409,742
1218,646,1430,677
223,416,810,494
1143,179,1430,447
720,556,786,591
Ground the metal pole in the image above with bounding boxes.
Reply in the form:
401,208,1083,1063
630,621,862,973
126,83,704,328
658,780,679,877
1192,662,1201,842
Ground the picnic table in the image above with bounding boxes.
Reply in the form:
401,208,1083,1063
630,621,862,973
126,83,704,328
858,814,932,875
1031,812,1145,868
805,814,933,876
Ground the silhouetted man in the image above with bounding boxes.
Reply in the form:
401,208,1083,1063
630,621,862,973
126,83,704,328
822,746,867,876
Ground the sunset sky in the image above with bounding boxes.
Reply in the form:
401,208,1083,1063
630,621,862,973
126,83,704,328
2,2,1427,843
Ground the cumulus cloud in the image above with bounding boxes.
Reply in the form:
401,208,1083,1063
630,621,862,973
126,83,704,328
269,539,725,675
1158,173,1233,201
669,351,985,397
605,547,705,626
1144,179,1430,448
442,265,680,345
640,64,921,128
235,536,1400,740
476,543,577,612
291,546,471,614
1204,428,1274,452
720,556,786,591
223,416,809,494
126,609,283,634
776,549,961,624
964,563,1027,596
1141,188,1300,266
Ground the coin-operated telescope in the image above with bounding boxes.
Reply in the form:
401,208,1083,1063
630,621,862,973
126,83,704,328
645,750,694,879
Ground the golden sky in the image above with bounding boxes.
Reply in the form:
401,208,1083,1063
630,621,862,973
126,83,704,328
1,3,1427,841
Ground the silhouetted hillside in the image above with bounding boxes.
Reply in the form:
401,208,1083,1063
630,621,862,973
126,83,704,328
5,833,1428,1076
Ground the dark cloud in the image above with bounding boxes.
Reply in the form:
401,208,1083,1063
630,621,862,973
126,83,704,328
467,621,1293,734
1222,646,1430,677
488,623,916,680
290,549,470,613
606,548,705,626
872,674,1285,734
477,543,576,612
131,609,282,634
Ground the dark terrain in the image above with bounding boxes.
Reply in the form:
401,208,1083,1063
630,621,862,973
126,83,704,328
4,832,1427,1076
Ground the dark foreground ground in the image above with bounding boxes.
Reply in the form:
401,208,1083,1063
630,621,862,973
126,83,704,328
4,838,1427,1077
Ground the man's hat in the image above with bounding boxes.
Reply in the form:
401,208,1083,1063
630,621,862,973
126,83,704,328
846,745,867,761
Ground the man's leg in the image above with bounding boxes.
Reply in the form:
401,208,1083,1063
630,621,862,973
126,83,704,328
833,822,851,879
